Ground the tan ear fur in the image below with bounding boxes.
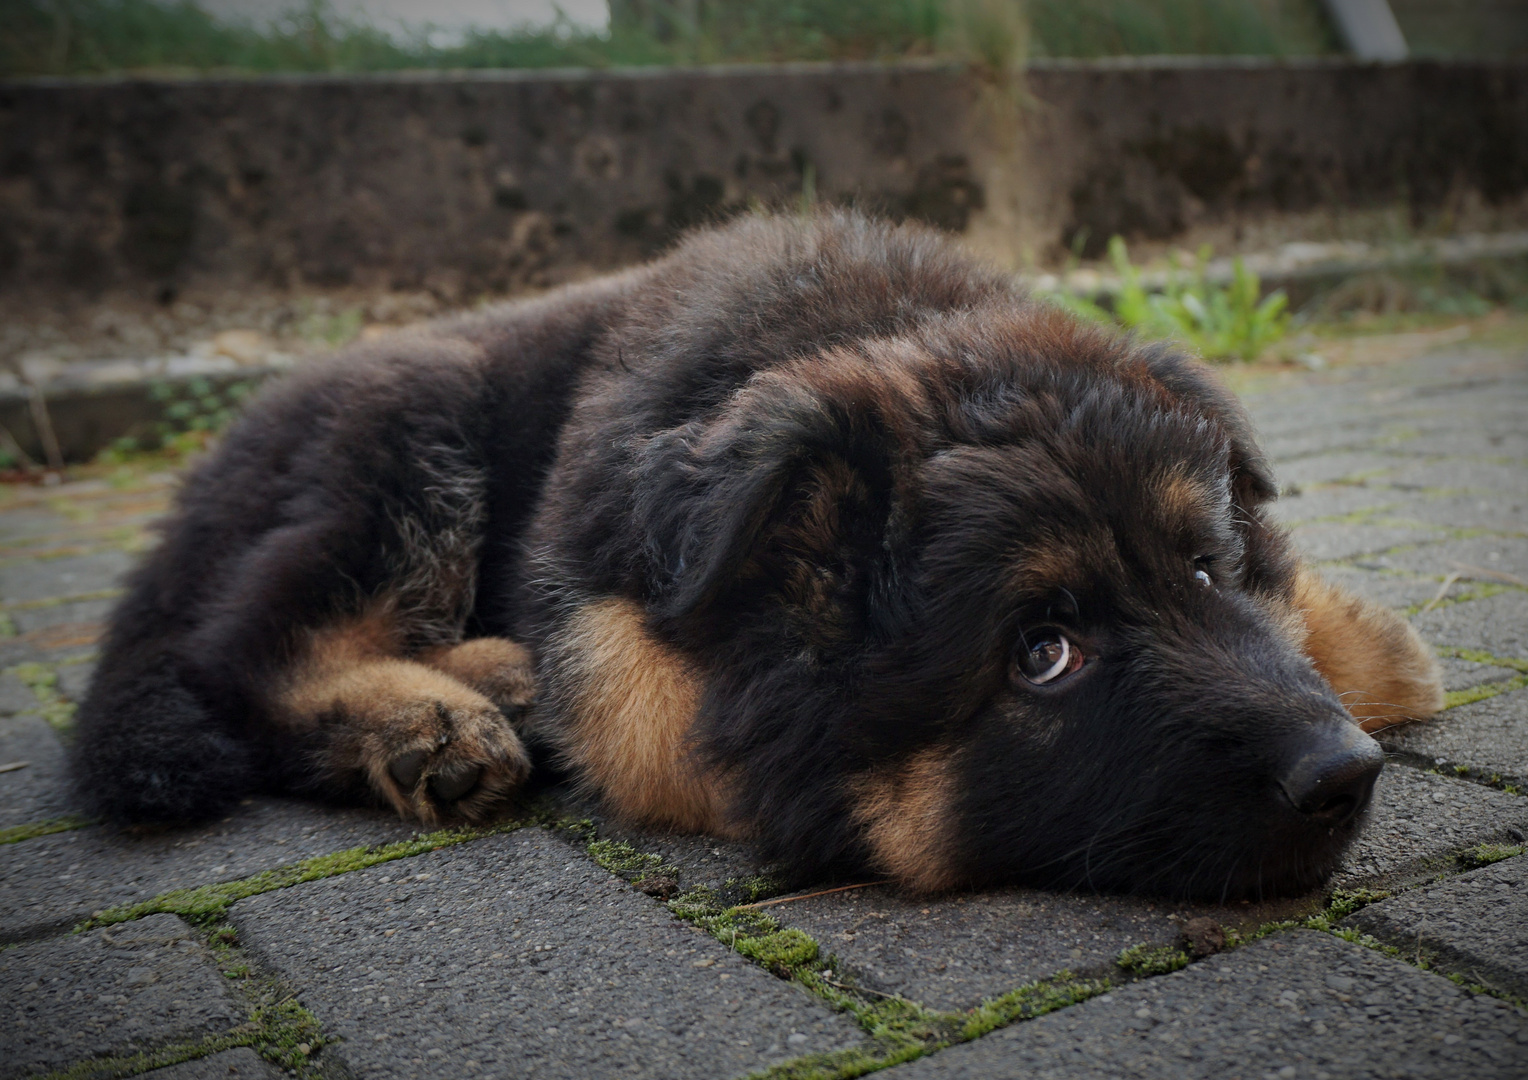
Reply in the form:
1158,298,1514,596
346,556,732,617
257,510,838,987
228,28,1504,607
1292,566,1443,732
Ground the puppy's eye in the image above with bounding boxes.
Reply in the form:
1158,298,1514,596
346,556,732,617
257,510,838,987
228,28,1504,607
1013,630,1084,686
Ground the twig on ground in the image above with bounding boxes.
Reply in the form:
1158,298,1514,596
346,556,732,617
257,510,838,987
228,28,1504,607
1421,571,1462,614
818,975,900,999
731,881,889,911
1449,561,1527,589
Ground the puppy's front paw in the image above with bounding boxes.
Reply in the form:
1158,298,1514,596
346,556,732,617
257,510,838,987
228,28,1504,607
313,661,532,824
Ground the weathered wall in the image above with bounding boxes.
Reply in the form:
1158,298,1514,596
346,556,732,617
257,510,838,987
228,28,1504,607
1016,57,1528,258
1,58,1525,298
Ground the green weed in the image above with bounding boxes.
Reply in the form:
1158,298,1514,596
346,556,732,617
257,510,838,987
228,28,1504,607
1048,236,1292,360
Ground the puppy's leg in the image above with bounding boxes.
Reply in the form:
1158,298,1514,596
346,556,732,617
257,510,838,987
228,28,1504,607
277,617,531,823
417,637,538,716
1292,565,1443,732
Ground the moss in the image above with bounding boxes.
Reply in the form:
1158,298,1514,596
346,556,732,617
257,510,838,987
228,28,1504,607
736,928,819,974
1115,942,1189,976
1443,675,1528,710
7,661,78,733
1460,843,1525,869
958,972,1111,1039
77,820,527,932
587,837,675,880
1,588,124,612
0,814,94,845
1435,646,1528,675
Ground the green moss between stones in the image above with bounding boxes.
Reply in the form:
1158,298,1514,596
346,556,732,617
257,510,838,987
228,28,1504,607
0,814,93,845
76,820,526,932
1443,675,1528,710
8,661,78,733
1435,647,1528,675
1460,843,1525,869
1115,942,1190,976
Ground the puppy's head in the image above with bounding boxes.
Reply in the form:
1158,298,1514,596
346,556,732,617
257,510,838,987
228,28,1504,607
634,308,1379,900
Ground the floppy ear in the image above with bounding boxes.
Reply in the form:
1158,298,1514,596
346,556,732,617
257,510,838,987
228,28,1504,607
1139,345,1278,504
632,362,918,636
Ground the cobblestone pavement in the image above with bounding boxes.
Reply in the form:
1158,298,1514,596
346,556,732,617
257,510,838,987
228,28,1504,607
2,327,1526,1079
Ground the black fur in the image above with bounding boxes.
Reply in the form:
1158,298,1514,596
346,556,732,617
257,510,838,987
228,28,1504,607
74,212,1371,899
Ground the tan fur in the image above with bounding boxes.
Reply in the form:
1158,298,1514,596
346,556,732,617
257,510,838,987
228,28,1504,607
418,637,538,712
1292,566,1444,732
851,747,960,893
554,597,726,833
276,613,532,822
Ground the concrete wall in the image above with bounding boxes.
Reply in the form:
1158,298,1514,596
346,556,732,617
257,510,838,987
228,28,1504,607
2,58,1525,299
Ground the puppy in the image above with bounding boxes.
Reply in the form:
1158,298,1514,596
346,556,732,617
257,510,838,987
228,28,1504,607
72,212,1442,899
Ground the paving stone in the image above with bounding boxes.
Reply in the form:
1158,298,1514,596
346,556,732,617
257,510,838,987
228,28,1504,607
1379,689,1528,788
884,931,1528,1079
1385,458,1528,498
1439,656,1522,693
0,670,39,715
1411,590,1528,661
1303,564,1439,611
0,799,416,942
0,913,245,1080
1265,484,1407,526
1271,451,1400,489
0,714,78,827
11,597,115,635
55,657,99,702
1335,763,1528,890
0,550,135,604
231,828,862,1079
141,1048,283,1080
1347,855,1528,1000
769,885,1310,1012
1289,522,1449,563
1391,492,1528,534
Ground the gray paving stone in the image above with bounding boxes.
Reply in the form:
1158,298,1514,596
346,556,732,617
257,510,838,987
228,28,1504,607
0,799,416,942
1440,656,1521,693
11,597,114,635
0,550,135,604
1304,565,1439,611
55,657,98,702
231,828,862,1080
0,714,78,827
0,913,245,1080
1390,492,1528,534
1384,535,1528,587
1265,484,1405,526
1271,451,1400,489
884,931,1528,1079
1335,764,1528,890
1289,522,1449,563
0,670,39,715
770,885,1310,1012
141,1048,283,1080
1385,458,1528,498
1347,855,1528,1000
1379,689,1528,788
1411,590,1528,661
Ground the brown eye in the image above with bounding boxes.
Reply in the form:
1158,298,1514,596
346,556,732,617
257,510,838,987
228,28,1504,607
1014,630,1084,685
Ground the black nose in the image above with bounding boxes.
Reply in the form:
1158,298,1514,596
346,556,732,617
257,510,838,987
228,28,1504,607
1279,722,1384,826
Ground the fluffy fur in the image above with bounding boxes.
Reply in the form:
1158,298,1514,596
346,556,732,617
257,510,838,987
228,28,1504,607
72,212,1442,899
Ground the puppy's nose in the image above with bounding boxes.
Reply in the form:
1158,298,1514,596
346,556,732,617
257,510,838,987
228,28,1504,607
1279,723,1384,826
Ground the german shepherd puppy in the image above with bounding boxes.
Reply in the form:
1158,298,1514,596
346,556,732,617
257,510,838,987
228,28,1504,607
72,213,1442,899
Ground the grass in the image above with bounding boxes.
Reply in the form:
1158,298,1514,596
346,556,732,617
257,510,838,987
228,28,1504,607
2,0,1341,78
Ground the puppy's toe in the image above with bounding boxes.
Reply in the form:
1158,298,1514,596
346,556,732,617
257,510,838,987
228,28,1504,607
363,690,530,825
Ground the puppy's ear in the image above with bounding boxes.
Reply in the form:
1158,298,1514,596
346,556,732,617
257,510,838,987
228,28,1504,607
1139,345,1278,504
633,361,918,632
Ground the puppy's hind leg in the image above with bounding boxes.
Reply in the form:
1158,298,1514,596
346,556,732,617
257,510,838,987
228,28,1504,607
1293,565,1444,732
277,616,532,823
